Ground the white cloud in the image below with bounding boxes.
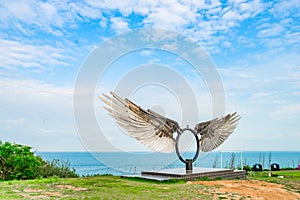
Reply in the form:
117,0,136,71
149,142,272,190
69,2,102,20
285,31,300,47
140,50,153,57
1,0,298,53
270,0,300,17
237,36,256,47
257,24,284,38
4,0,298,55
39,1,61,26
0,78,80,151
0,0,36,23
218,50,300,121
270,104,300,119
143,2,197,30
14,22,35,36
82,0,269,53
0,0,65,35
0,39,69,70
252,2,300,49
110,17,130,34
0,78,73,104
0,118,25,129
86,0,137,15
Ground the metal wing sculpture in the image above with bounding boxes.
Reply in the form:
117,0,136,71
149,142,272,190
100,92,241,155
99,92,180,153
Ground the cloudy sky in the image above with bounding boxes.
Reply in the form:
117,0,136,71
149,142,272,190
0,0,299,152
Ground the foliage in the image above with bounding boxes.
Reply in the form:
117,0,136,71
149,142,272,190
40,159,78,178
281,167,298,170
243,165,251,172
0,141,43,180
0,141,78,181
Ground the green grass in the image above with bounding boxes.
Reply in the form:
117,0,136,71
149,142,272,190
247,170,300,181
247,170,300,193
0,170,299,199
0,175,211,199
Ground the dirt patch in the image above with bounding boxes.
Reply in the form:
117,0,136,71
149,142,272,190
16,184,87,199
20,188,63,199
189,179,300,200
55,184,88,191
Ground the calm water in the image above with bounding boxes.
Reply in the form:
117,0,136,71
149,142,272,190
37,151,300,176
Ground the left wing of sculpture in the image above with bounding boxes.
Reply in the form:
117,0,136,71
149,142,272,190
99,92,180,153
194,112,241,152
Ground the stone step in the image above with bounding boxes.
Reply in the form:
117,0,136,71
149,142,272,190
141,167,246,180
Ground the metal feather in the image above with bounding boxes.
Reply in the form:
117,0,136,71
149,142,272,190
100,92,180,153
194,112,241,152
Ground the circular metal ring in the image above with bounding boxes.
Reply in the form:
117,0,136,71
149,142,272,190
175,128,200,164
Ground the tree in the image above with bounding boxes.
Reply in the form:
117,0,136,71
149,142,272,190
0,141,78,180
0,141,43,180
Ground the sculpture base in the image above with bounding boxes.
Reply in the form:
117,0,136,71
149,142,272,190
138,167,246,181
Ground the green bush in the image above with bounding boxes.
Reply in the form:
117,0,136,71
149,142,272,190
243,165,251,172
40,159,78,178
281,167,297,170
0,141,78,180
0,141,43,180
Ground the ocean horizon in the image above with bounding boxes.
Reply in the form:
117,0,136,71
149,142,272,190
37,151,300,176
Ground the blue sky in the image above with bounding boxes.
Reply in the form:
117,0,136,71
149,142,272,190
0,0,299,152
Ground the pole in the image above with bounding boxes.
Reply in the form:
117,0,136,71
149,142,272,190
240,151,243,170
220,151,223,168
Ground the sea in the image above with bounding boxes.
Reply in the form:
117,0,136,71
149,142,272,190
36,151,300,176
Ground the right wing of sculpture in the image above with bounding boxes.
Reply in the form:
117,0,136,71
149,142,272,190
99,92,180,153
194,112,241,152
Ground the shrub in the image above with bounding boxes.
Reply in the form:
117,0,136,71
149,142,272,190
0,141,43,180
243,165,251,172
0,141,78,180
281,167,297,170
40,159,78,178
